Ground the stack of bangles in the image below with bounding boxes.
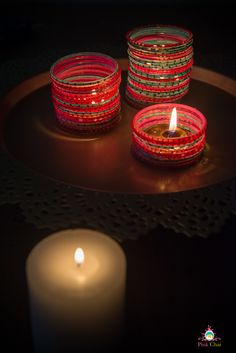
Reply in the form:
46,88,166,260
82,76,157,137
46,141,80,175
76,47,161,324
50,52,121,133
126,25,193,108
131,104,207,167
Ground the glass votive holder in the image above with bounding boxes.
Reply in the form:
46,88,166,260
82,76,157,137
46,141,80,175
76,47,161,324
50,52,121,134
131,103,207,167
126,25,193,108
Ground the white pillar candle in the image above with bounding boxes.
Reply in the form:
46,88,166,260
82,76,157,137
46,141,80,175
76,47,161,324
26,229,127,353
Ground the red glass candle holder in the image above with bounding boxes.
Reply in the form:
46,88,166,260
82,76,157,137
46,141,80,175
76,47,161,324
50,52,121,134
126,25,193,108
131,103,207,167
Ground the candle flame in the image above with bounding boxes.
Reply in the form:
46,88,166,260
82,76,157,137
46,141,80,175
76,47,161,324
169,107,177,132
74,248,85,265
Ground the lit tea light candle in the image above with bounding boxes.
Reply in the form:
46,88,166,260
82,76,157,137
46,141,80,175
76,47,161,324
26,229,126,353
132,103,207,167
145,107,187,138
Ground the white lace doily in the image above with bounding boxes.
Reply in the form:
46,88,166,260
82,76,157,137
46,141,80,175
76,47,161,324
1,151,235,241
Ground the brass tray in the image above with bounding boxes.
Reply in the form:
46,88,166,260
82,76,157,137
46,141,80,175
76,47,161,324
1,59,236,194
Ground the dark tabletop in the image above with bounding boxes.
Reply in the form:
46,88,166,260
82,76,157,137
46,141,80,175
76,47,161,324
1,1,236,352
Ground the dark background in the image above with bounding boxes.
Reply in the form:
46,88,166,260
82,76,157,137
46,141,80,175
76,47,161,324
1,1,236,352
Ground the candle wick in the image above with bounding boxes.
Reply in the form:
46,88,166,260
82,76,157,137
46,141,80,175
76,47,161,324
162,129,178,138
168,130,176,137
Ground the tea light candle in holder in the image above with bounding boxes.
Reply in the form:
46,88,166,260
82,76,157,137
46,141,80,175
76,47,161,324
131,103,207,167
126,25,193,108
26,229,126,353
50,52,121,134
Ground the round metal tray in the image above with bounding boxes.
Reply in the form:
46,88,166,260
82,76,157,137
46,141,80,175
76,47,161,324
1,59,236,194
